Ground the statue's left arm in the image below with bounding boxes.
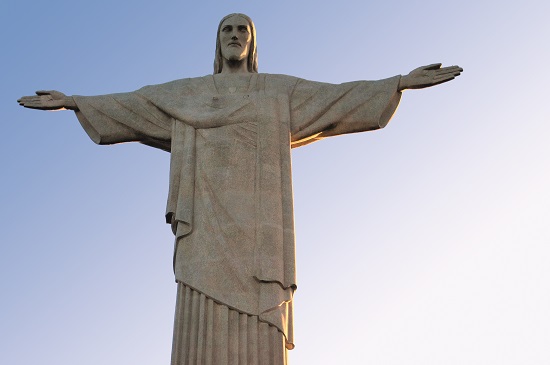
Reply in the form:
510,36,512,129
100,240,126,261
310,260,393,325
288,63,462,147
289,76,402,147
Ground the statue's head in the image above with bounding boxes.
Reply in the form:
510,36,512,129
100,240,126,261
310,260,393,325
214,13,258,74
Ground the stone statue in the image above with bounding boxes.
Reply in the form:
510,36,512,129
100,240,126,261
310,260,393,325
18,13,462,365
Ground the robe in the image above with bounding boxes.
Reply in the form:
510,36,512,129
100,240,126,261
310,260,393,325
72,73,402,353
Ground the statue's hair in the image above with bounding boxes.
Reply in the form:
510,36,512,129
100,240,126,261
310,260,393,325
214,13,258,74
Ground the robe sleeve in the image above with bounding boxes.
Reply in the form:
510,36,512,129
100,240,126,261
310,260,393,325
73,89,173,152
289,76,402,147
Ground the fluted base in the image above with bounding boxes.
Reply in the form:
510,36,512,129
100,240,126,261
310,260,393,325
171,282,288,365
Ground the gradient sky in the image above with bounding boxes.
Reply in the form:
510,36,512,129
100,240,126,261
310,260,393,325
2,1,549,364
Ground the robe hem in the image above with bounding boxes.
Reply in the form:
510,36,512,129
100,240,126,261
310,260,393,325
174,279,294,350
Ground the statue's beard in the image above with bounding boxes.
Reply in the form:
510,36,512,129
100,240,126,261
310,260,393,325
225,57,247,67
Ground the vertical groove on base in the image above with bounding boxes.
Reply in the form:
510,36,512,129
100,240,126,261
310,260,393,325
171,282,288,365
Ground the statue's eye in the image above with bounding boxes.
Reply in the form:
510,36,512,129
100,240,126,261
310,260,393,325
222,26,232,32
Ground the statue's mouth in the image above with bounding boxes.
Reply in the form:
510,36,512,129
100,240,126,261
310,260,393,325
228,42,241,47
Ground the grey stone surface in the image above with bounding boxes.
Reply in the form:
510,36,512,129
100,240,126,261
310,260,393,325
17,12,462,364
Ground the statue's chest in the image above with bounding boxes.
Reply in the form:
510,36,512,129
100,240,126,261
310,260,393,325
175,93,258,128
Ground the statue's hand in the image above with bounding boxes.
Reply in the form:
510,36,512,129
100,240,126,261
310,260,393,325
399,64,463,91
17,90,76,110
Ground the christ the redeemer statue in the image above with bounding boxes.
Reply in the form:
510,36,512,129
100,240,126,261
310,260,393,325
18,13,462,365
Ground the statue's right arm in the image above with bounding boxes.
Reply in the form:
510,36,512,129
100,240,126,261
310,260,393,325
17,90,78,111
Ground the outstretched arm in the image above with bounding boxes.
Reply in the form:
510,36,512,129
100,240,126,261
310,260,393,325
398,63,463,91
17,87,174,150
17,90,78,111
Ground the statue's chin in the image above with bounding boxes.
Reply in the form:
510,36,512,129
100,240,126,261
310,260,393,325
223,57,247,69
222,50,247,62
227,55,245,62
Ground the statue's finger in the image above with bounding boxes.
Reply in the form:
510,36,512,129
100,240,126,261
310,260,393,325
449,66,463,74
433,75,456,84
436,66,462,73
18,96,35,103
20,96,39,103
437,66,461,73
36,90,53,95
436,69,462,77
434,72,456,79
26,97,48,104
23,104,45,110
24,102,57,110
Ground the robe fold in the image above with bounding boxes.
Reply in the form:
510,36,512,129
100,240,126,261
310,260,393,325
73,73,402,351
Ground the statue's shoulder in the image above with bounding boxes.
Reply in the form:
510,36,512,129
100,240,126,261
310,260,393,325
261,73,299,84
139,77,203,92
136,76,210,99
259,73,301,93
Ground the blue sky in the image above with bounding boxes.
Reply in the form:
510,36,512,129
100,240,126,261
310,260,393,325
1,1,549,364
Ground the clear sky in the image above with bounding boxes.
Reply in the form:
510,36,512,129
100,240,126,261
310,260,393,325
1,1,549,364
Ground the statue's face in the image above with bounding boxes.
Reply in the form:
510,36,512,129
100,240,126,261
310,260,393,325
219,16,252,63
